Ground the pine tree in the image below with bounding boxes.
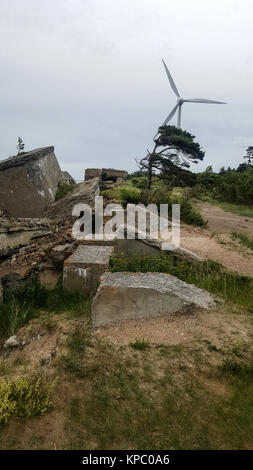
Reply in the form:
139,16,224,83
244,146,253,166
17,137,25,155
138,126,204,189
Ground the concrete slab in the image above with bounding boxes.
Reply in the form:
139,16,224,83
63,245,114,296
92,272,217,327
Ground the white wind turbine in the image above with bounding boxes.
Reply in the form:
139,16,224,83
155,60,226,137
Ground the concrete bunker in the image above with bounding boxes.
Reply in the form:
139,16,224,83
0,146,64,217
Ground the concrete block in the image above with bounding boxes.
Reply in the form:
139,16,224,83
92,272,217,327
63,245,114,296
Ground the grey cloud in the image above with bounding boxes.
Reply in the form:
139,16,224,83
0,0,252,179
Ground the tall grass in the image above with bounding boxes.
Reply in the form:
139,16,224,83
109,253,253,310
0,276,90,338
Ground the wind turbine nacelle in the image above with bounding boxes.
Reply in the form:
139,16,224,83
177,98,184,105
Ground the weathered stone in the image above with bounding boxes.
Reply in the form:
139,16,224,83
46,177,100,220
0,147,64,217
50,242,78,266
63,245,114,296
92,272,217,327
102,168,128,182
4,335,20,349
1,272,23,292
61,171,75,185
85,168,102,180
115,177,125,186
0,216,52,258
101,180,115,190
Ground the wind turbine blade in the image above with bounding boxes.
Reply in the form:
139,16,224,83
162,60,180,98
154,104,179,139
184,98,226,104
162,103,179,125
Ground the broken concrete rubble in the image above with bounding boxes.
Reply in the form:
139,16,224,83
50,242,78,267
0,216,53,259
4,335,20,349
92,272,217,327
63,245,114,297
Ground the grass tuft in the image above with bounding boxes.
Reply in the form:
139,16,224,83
130,339,150,351
231,232,253,250
55,183,73,201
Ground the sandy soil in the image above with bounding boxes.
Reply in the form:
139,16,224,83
95,306,251,349
178,202,253,277
197,202,253,234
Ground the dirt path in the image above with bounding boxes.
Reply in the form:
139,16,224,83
196,202,253,235
178,202,253,278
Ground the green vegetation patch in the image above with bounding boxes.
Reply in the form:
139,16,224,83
58,328,90,379
0,276,90,338
0,376,56,425
64,338,253,450
55,183,74,201
130,339,150,351
231,232,253,250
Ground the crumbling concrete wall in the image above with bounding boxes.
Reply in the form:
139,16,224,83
62,171,76,185
0,147,64,217
85,169,102,180
85,168,128,182
102,168,128,181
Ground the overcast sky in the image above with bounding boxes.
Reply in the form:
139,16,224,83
0,0,252,180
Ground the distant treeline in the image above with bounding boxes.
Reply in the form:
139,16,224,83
128,163,253,206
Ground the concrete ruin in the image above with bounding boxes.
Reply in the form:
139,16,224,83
92,272,217,327
63,245,114,297
85,168,128,182
0,217,52,258
0,147,64,217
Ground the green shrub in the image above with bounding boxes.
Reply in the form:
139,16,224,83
55,184,73,201
180,198,206,227
131,177,148,189
0,376,56,425
197,165,253,206
120,187,141,207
